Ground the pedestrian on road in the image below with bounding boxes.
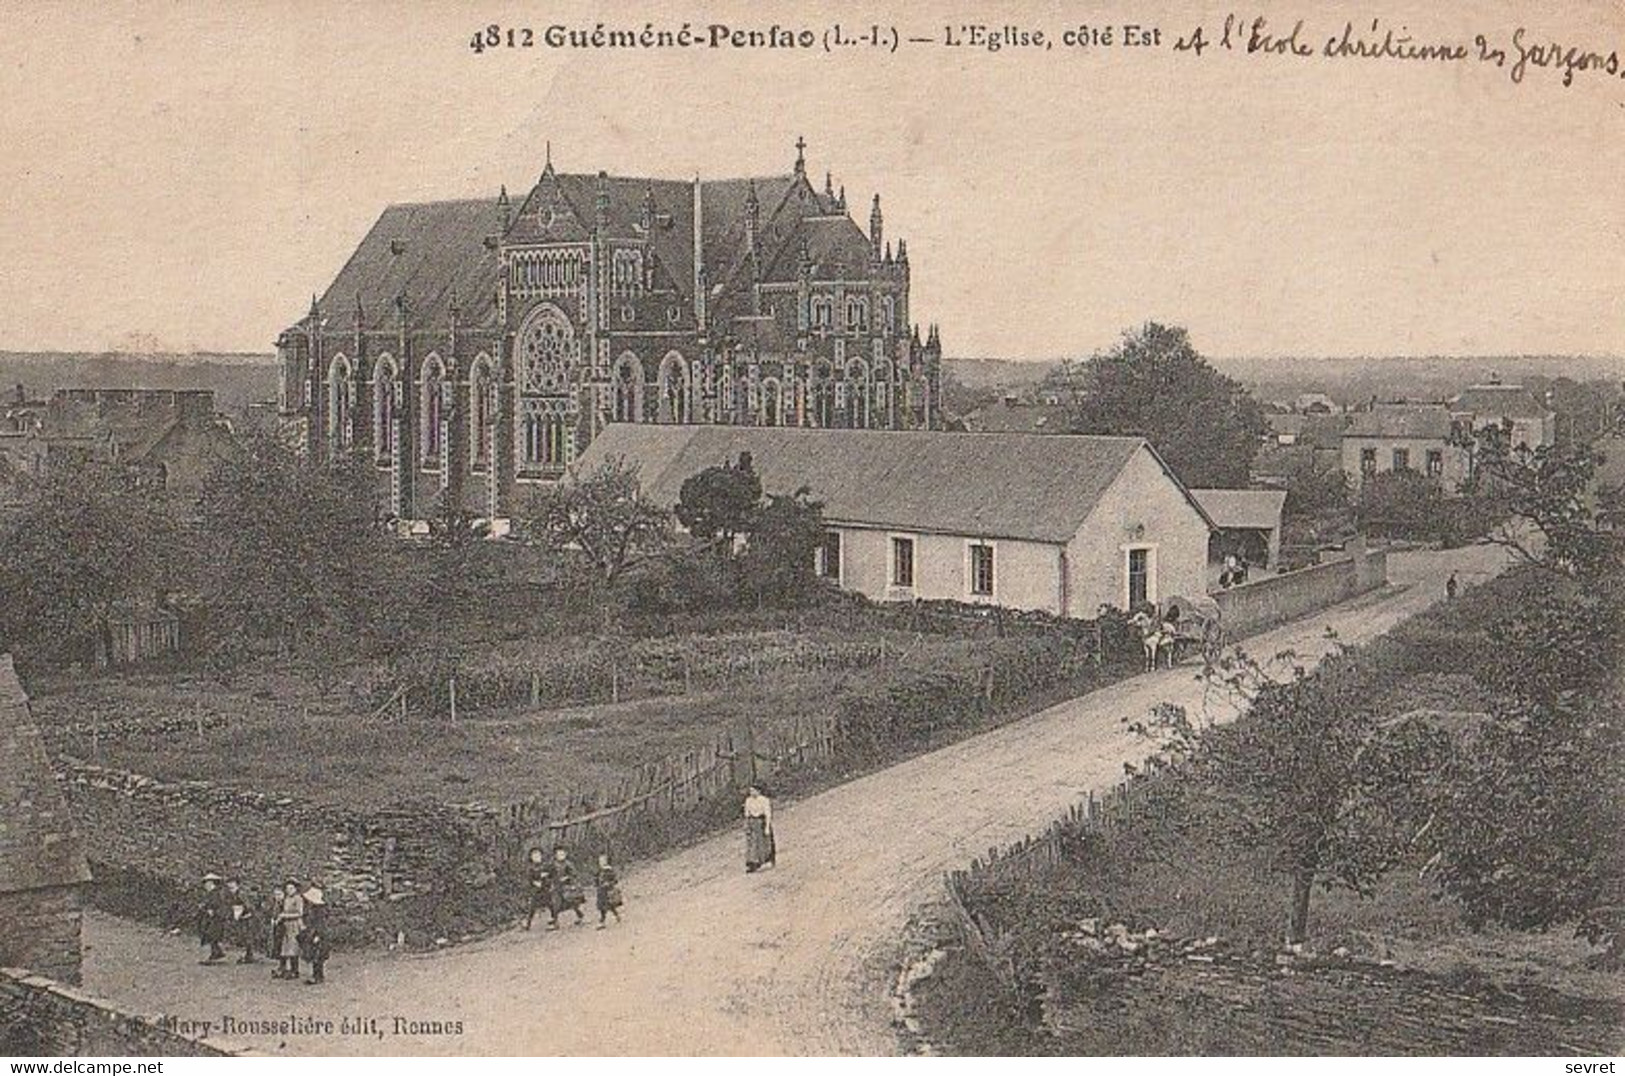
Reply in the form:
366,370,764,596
299,886,330,986
547,847,586,929
224,877,259,964
1446,571,1459,600
196,872,227,965
594,854,623,929
272,879,305,980
523,847,552,931
743,786,775,873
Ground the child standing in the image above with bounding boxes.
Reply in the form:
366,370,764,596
594,854,623,929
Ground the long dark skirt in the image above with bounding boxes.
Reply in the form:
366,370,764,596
745,816,775,868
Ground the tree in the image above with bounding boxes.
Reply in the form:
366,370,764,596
1135,646,1447,943
522,456,672,588
1354,469,1449,541
0,463,189,670
1456,417,1624,579
1059,323,1267,488
739,487,827,607
1280,454,1350,520
196,434,392,675
1416,572,1625,963
675,452,762,550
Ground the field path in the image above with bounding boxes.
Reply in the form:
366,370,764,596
81,544,1510,1056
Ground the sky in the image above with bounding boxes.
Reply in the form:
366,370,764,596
1,0,1622,362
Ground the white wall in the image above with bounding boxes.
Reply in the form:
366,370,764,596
828,526,1066,613
1065,445,1211,614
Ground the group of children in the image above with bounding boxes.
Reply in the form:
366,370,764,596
194,874,331,985
525,848,624,931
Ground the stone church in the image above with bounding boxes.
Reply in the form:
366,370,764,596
277,139,943,522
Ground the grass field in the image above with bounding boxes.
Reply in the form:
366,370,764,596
27,623,986,812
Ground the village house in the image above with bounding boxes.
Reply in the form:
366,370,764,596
1341,403,1472,493
0,655,91,984
5,388,238,501
1450,381,1557,451
577,426,1215,615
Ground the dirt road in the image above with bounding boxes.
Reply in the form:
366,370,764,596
81,544,1511,1055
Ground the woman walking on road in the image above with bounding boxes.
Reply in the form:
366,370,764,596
743,786,775,873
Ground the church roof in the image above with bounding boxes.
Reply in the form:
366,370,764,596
297,160,884,338
0,654,91,894
577,425,1210,544
762,215,875,283
315,199,506,333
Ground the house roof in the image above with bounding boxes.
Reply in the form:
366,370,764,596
1346,404,1454,440
1191,488,1287,532
1452,383,1553,420
961,400,1072,434
577,425,1212,544
0,654,91,894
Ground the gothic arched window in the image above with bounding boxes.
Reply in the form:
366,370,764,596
420,354,446,468
811,362,835,429
657,351,690,423
846,296,869,332
327,354,353,455
811,296,832,329
372,355,400,465
760,378,782,427
844,359,871,429
515,304,578,396
612,352,644,423
468,353,496,472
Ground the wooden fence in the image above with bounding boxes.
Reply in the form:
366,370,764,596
481,710,842,861
942,761,1167,991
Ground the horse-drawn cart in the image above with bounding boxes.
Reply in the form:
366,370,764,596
1130,594,1225,669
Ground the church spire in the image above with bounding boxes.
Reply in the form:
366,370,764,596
497,184,511,231
793,135,807,177
308,294,320,322
595,170,610,227
869,194,884,262
825,170,834,201
745,179,760,257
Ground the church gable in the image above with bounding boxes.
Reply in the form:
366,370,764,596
507,167,594,245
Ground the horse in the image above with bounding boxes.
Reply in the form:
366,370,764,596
1129,609,1178,671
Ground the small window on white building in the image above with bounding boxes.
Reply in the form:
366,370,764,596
891,536,914,589
816,530,842,581
969,543,995,598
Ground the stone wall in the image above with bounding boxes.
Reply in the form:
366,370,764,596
1217,545,1389,639
61,760,505,949
0,886,83,985
0,968,229,1057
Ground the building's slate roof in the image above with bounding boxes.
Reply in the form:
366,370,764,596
0,654,91,894
1346,404,1455,440
315,199,507,334
578,425,1211,544
1191,488,1287,532
300,166,885,339
1452,384,1553,421
962,401,1073,434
